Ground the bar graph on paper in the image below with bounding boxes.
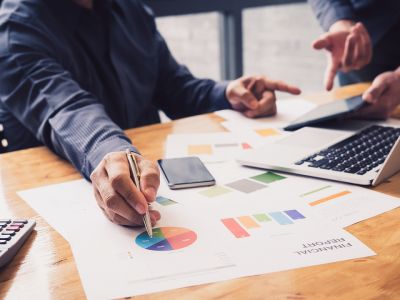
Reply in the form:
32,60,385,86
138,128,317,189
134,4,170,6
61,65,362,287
187,142,253,156
221,210,306,238
299,185,352,207
199,171,287,198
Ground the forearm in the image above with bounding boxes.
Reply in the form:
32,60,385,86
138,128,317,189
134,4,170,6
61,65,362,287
158,78,231,119
48,102,138,179
308,0,357,32
0,45,137,179
154,32,231,119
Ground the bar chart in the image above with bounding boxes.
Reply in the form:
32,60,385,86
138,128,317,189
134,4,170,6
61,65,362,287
199,171,287,197
221,209,306,238
187,142,253,155
299,185,352,207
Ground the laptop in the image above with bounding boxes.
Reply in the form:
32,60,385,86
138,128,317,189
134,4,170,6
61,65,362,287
238,123,400,186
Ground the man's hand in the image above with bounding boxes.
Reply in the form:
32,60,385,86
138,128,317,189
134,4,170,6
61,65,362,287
226,75,301,118
313,20,372,91
355,68,400,119
90,151,161,226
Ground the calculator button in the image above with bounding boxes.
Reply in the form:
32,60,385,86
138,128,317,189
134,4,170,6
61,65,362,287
0,236,11,241
0,241,7,244
5,228,19,232
12,220,28,224
7,225,22,230
2,232,15,237
10,225,24,229
0,220,11,223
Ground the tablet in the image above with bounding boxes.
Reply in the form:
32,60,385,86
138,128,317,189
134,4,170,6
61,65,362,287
283,95,366,131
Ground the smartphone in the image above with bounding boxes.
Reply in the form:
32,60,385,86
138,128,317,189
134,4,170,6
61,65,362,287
158,157,216,189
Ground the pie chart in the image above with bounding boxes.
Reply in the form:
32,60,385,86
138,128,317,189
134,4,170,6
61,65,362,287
135,227,197,251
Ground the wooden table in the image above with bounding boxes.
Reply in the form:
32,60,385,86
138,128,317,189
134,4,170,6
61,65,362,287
1,84,399,299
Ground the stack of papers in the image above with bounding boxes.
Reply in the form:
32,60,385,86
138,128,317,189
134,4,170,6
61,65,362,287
18,98,400,299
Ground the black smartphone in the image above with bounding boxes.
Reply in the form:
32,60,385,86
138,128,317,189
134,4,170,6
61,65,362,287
158,157,216,189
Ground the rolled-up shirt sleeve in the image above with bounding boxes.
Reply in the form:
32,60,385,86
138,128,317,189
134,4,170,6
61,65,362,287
308,0,357,31
0,18,137,179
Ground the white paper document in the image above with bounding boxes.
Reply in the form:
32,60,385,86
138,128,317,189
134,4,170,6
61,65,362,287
19,174,377,299
163,162,400,228
215,98,316,130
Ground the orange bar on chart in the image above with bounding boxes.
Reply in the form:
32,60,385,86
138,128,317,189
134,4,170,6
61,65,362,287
187,144,213,155
255,128,280,137
237,216,260,229
309,190,351,206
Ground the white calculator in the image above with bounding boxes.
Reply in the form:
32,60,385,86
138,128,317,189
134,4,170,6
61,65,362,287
0,219,36,268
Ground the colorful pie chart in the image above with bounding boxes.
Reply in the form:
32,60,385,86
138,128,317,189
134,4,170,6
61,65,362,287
135,227,197,251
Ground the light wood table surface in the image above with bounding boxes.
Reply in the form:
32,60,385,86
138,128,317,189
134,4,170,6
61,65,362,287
0,84,399,299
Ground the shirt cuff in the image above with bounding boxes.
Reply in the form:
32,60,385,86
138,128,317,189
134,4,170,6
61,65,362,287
208,81,232,111
82,137,139,180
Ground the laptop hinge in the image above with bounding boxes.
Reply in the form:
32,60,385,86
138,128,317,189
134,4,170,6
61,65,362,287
372,137,400,186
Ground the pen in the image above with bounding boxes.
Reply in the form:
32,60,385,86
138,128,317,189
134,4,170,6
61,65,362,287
125,149,153,238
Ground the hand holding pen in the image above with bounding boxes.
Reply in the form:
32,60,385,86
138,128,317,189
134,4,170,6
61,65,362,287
90,151,161,229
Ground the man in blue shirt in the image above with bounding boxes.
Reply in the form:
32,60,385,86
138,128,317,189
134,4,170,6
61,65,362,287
309,0,400,119
0,0,300,226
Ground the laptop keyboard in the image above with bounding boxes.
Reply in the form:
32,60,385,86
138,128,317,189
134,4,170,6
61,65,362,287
295,125,400,175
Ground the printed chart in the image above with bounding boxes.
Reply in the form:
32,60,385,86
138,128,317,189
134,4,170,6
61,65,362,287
252,128,281,138
199,171,287,197
136,227,197,251
188,142,253,155
294,180,400,227
19,178,378,299
222,210,306,238
165,133,262,162
299,185,352,207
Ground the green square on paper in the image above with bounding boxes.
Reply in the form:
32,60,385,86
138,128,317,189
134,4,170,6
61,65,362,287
253,213,271,222
199,185,232,198
251,172,286,184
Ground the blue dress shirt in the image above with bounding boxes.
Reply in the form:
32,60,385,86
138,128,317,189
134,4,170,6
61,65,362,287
0,0,230,179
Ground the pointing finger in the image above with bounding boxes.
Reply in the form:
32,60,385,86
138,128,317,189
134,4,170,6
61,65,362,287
261,77,301,95
343,33,356,69
324,54,339,91
312,35,331,50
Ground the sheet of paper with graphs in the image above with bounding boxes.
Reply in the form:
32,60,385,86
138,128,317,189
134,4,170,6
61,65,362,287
18,101,399,299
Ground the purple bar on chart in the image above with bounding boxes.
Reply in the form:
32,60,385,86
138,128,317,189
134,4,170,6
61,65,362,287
284,210,306,220
268,212,293,225
221,218,250,238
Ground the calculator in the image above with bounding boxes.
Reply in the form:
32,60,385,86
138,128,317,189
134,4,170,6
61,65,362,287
0,219,36,268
